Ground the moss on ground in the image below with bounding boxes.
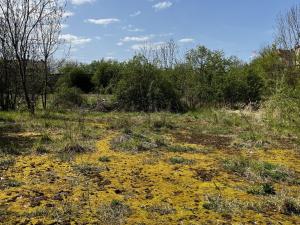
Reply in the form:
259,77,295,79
0,110,299,224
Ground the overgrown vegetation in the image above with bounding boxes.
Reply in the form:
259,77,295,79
0,2,300,224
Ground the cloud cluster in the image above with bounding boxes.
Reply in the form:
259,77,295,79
60,34,91,45
179,38,195,43
86,18,120,26
153,1,173,11
121,36,152,42
130,11,141,17
70,0,95,5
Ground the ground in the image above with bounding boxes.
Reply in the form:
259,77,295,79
0,110,299,224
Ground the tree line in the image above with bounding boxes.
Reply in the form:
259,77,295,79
55,40,299,112
0,2,299,113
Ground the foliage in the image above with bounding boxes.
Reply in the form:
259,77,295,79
57,65,94,93
263,83,300,134
52,87,86,108
90,59,122,93
115,56,183,112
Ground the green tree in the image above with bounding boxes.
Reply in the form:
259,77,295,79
115,55,183,112
91,59,121,93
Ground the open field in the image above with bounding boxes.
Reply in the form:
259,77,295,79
0,109,299,224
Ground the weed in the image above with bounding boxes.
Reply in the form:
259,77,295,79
223,157,296,183
150,114,175,130
250,192,300,216
35,145,49,154
282,198,300,215
63,143,90,154
203,194,243,214
0,158,15,170
99,156,111,162
74,164,106,178
39,133,52,144
169,156,193,165
247,183,276,195
145,202,176,215
0,179,22,189
97,200,132,225
111,132,161,152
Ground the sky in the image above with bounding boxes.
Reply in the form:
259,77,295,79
60,0,300,63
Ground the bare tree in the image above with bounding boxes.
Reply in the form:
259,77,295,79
276,4,300,50
155,39,178,69
0,0,65,113
0,12,19,110
135,40,178,69
37,0,65,109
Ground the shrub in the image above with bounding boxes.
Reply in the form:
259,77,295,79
68,68,94,93
74,164,105,178
111,133,160,152
263,85,300,134
35,145,49,155
91,60,121,93
52,87,86,108
115,56,183,112
247,183,276,195
0,158,15,170
169,156,193,165
99,156,111,162
145,202,176,215
203,194,243,214
97,200,131,225
223,157,296,183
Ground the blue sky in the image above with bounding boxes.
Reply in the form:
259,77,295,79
60,0,300,63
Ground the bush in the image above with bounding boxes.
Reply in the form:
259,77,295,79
52,87,86,108
115,56,184,112
91,60,121,93
57,65,94,93
263,85,300,133
223,68,264,106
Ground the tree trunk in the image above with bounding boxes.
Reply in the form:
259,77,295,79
42,60,48,110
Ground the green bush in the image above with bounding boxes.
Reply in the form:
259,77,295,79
115,56,183,112
57,65,94,93
263,85,300,133
52,87,86,108
91,60,121,93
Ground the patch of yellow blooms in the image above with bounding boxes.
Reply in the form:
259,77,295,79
1,132,300,224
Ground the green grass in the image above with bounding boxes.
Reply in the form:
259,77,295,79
169,156,193,165
223,157,297,183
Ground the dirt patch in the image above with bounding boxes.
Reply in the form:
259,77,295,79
173,131,232,149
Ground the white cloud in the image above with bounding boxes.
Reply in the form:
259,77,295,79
153,1,173,11
60,34,91,45
63,11,74,18
104,56,115,60
158,32,174,37
130,11,141,17
122,25,144,32
86,18,120,26
131,43,145,50
121,35,152,42
131,42,165,50
61,24,69,29
117,42,124,46
71,0,94,5
179,38,194,43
